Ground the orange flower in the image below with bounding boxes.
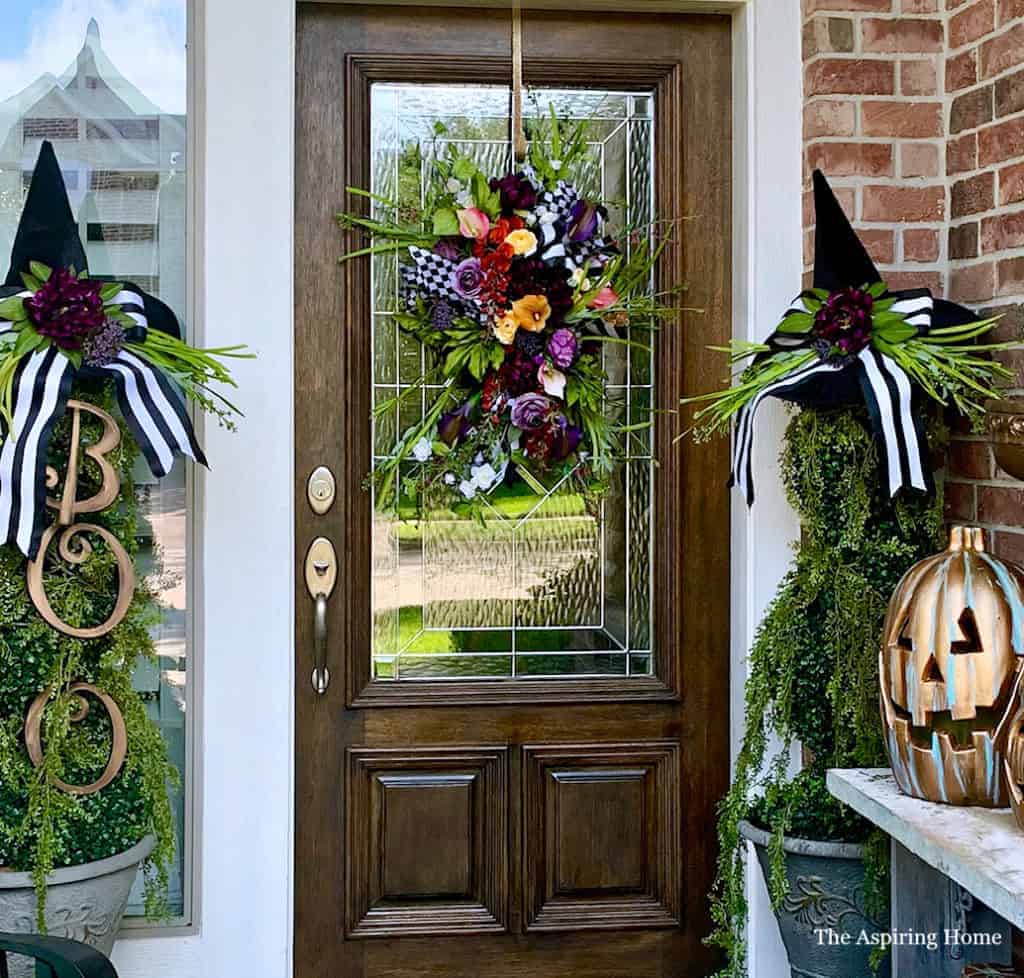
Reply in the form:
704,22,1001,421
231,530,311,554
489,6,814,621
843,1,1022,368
511,294,551,332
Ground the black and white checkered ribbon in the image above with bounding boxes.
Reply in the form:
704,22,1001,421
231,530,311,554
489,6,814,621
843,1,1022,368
731,290,934,505
0,287,205,559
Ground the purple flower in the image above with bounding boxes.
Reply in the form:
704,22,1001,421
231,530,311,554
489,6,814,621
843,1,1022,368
547,328,577,370
24,268,105,350
550,417,582,461
510,392,551,431
82,319,126,366
451,257,483,300
490,173,537,214
433,238,461,261
567,199,602,243
813,286,875,356
431,299,454,330
437,401,474,445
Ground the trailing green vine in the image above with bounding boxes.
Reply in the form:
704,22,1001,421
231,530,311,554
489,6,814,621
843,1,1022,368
706,407,944,978
0,379,177,926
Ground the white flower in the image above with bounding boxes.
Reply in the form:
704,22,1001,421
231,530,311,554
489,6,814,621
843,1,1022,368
456,189,474,207
539,363,567,400
569,266,586,288
412,436,432,462
458,479,477,499
444,473,456,485
446,177,462,194
470,462,498,491
550,159,563,171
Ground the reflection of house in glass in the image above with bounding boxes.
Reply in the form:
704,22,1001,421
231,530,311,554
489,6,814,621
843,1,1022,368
0,18,186,317
0,18,188,917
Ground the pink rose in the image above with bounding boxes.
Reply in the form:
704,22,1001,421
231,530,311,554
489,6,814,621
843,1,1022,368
587,285,619,310
457,207,490,241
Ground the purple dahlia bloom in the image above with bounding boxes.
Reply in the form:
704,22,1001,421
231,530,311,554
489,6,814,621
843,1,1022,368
547,328,578,370
813,287,874,356
490,173,537,213
510,392,551,431
24,268,105,350
451,257,483,300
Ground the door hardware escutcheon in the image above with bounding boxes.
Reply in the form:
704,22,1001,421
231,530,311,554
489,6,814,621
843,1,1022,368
305,537,337,694
307,466,336,515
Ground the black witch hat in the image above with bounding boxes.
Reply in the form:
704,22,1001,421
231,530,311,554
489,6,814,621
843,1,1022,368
0,141,204,559
1,140,181,339
732,170,983,505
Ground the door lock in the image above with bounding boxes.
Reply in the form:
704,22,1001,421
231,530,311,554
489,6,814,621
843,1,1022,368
305,537,337,694
307,466,336,515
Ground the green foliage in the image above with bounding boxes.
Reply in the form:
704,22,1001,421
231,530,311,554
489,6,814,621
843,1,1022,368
707,407,944,978
0,381,177,926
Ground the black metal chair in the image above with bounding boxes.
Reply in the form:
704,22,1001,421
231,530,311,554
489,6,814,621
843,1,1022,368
0,933,118,978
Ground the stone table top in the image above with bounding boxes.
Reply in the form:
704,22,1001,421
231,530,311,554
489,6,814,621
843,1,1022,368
827,768,1024,931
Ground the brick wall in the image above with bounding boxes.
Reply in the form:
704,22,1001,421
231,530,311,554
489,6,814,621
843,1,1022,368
803,0,1024,560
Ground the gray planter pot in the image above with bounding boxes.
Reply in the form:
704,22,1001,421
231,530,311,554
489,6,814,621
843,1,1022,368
740,820,890,978
0,834,154,978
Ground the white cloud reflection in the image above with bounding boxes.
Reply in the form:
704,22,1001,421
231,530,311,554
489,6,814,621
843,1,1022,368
0,0,185,115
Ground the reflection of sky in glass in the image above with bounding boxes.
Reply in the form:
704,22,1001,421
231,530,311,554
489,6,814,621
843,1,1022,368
0,0,189,921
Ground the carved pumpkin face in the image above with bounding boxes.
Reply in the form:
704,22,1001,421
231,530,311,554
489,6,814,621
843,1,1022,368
881,526,1024,807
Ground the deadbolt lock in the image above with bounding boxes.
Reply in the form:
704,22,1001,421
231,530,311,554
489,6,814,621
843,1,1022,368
307,465,336,515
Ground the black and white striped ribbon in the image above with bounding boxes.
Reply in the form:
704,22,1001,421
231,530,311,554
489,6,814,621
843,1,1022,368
0,287,205,559
732,290,934,504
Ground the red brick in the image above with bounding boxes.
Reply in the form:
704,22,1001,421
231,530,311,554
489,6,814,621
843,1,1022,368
950,0,996,47
862,100,943,136
950,86,994,134
901,142,940,177
803,101,857,138
982,210,1024,252
995,68,1024,118
903,227,941,261
950,221,981,259
946,49,979,91
950,260,997,301
979,485,1024,524
984,302,1024,342
1001,161,1024,205
901,59,939,94
803,226,815,268
999,0,1024,23
863,17,944,50
887,270,945,290
863,184,945,222
998,256,1024,295
980,24,1024,80
904,0,939,11
979,117,1024,167
944,481,976,521
995,347,1024,384
952,172,996,217
993,531,1024,564
807,142,894,177
834,186,857,216
860,227,897,264
804,17,857,57
805,0,892,11
949,440,995,478
806,59,896,96
948,132,979,174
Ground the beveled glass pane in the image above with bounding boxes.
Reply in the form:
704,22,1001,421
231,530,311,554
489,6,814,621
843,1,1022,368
369,82,657,682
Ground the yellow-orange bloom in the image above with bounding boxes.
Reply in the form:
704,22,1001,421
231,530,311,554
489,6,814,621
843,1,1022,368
511,294,551,332
504,229,538,257
492,313,518,345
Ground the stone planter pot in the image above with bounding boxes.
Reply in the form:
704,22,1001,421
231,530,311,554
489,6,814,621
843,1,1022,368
740,820,890,978
0,834,154,978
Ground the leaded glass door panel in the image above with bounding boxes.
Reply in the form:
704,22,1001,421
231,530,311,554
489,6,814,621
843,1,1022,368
295,6,732,977
370,84,654,682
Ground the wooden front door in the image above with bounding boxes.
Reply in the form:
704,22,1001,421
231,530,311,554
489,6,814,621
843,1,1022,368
294,6,732,976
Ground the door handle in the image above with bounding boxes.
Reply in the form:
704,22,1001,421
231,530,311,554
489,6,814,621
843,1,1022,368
305,537,338,695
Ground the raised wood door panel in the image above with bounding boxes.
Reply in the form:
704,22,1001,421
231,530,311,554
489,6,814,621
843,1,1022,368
295,6,731,977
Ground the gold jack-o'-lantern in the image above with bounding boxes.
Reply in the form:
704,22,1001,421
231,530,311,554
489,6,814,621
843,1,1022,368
1005,705,1024,829
880,526,1024,807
